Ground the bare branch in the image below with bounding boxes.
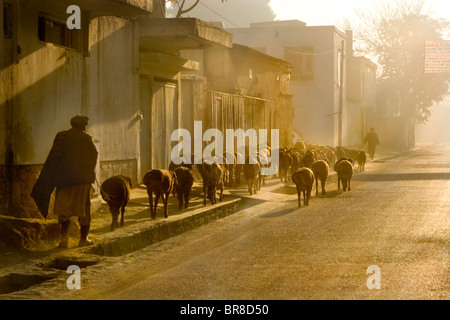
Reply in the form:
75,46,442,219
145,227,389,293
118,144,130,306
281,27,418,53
351,0,450,122
176,0,199,18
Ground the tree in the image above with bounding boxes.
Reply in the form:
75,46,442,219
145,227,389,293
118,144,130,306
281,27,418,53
168,0,226,19
348,0,450,123
166,0,276,28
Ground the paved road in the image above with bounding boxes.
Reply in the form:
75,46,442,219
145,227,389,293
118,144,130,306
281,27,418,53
67,144,449,300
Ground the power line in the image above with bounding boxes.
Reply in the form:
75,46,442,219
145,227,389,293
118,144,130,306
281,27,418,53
284,47,338,56
198,0,242,29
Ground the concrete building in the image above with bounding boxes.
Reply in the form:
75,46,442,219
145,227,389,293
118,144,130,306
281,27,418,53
345,31,378,147
346,56,377,146
137,18,233,174
1,0,156,218
227,20,349,147
180,41,293,150
0,1,233,218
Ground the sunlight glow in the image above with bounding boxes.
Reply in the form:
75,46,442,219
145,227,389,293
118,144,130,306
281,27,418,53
269,0,450,28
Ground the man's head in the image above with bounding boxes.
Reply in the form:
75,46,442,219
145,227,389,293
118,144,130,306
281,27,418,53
370,127,375,132
70,115,89,131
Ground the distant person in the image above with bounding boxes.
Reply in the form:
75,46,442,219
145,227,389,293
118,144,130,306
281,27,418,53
31,115,98,248
364,127,380,160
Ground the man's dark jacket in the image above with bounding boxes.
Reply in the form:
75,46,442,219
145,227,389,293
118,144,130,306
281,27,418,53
31,128,98,219
364,132,379,155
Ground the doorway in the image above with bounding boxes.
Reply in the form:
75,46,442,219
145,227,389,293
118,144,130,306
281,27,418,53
139,79,178,178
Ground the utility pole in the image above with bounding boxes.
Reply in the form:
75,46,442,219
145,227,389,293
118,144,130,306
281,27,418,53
338,40,345,147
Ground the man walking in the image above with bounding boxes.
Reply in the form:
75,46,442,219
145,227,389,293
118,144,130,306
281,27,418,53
32,115,98,248
364,127,380,160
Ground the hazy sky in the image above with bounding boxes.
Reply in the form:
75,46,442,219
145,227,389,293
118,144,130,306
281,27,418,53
269,0,450,30
168,1,450,32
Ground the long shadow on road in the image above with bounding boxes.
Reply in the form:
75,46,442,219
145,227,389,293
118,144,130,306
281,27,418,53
353,172,450,181
260,205,298,219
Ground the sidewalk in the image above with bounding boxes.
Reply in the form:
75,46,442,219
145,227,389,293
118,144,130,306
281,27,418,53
0,178,239,264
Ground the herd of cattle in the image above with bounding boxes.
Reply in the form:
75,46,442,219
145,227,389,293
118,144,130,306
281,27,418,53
99,143,368,232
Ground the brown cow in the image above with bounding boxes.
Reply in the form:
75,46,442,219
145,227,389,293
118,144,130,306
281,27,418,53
357,150,367,172
100,175,132,231
201,161,224,205
336,160,353,191
311,160,329,196
173,167,194,210
143,169,176,219
292,168,315,207
243,155,260,195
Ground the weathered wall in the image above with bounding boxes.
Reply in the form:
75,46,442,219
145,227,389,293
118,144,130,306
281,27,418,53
346,100,363,147
346,57,377,147
333,30,347,147
228,23,347,147
13,2,84,166
1,1,141,217
0,0,14,213
180,75,206,140
1,1,85,217
202,45,294,148
232,48,293,147
87,17,140,185
0,0,9,164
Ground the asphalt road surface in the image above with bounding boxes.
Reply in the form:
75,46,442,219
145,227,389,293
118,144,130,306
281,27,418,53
68,144,449,300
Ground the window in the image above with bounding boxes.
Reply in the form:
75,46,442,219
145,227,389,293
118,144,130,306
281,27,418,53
38,16,81,50
3,2,13,39
284,47,314,80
